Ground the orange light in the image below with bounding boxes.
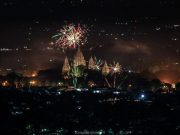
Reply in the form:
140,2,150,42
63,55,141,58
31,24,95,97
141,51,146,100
128,84,132,88
30,80,36,85
2,81,9,86
31,72,37,77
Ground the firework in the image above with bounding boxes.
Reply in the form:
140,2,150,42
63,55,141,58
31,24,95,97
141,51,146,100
110,61,122,75
70,66,83,78
70,66,85,88
94,57,103,71
110,62,122,88
53,23,87,50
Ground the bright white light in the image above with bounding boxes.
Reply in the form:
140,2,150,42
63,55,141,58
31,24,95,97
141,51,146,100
76,88,81,91
141,94,145,98
113,91,120,95
94,90,100,94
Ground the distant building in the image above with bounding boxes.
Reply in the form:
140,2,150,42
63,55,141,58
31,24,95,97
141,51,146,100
62,48,111,76
62,56,71,74
102,61,110,75
88,56,96,69
73,47,86,67
62,47,86,75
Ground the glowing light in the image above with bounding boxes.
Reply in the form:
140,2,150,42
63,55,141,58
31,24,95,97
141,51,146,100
49,42,54,45
94,57,103,71
76,88,81,91
88,81,96,87
113,91,120,94
29,80,36,86
93,90,100,94
128,70,132,73
2,81,9,86
172,83,176,89
141,94,145,98
128,84,132,88
110,62,122,75
31,72,37,77
155,27,161,31
58,82,63,86
53,23,87,50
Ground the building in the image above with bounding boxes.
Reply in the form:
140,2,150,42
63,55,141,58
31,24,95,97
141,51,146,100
62,48,111,75
62,47,86,75
73,47,86,67
102,61,110,75
62,56,71,74
88,56,96,69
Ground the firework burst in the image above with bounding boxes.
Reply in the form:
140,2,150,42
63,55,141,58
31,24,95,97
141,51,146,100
110,61,122,75
94,57,103,71
52,23,87,50
109,61,122,88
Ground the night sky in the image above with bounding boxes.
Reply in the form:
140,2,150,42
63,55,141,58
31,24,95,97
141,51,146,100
0,0,180,82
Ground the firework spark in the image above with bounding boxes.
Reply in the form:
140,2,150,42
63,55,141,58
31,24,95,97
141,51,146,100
53,23,87,50
109,62,122,88
110,61,122,75
94,57,103,71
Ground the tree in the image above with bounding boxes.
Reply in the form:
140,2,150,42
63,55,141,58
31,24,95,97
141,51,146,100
5,72,23,87
150,79,162,92
176,82,180,91
37,69,62,83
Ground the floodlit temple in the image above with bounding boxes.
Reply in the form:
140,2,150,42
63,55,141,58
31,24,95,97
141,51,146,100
62,56,71,74
62,47,108,74
73,47,86,67
88,56,96,70
62,48,87,74
102,60,110,75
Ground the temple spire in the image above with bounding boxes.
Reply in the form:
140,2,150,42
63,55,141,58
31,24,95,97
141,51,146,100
88,56,96,69
74,47,86,67
114,62,121,73
102,61,110,75
62,56,71,74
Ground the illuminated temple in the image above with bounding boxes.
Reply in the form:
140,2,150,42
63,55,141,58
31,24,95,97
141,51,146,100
62,56,71,74
62,48,85,74
62,47,97,74
73,47,86,67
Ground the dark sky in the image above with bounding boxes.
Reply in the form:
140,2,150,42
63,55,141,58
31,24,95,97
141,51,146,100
0,0,180,81
0,0,179,19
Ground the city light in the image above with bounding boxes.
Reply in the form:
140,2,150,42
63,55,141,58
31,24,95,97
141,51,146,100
2,81,9,87
141,94,145,98
31,72,37,77
58,82,63,86
93,90,101,94
29,80,36,86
